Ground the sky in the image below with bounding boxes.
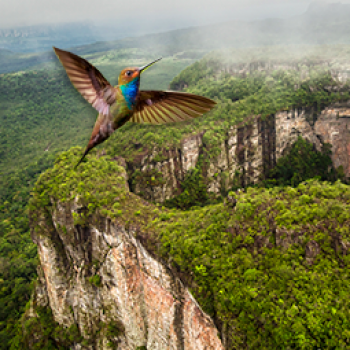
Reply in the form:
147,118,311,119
2,0,349,33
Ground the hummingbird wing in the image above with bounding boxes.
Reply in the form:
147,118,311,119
130,91,216,125
53,47,116,115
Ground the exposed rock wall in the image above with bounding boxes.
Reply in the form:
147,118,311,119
314,104,350,174
30,193,224,350
128,102,350,202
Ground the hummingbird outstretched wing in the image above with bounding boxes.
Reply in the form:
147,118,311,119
53,47,116,115
130,91,216,125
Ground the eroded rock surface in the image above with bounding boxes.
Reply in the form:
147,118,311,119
30,192,224,350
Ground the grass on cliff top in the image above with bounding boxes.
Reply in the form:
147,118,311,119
29,147,160,231
153,179,350,349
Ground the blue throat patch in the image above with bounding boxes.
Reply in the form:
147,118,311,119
120,77,140,110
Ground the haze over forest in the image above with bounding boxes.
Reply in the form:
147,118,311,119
1,1,350,77
1,1,350,54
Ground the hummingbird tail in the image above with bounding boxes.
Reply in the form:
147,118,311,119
75,148,90,169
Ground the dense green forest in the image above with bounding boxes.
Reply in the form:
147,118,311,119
1,44,350,349
156,179,350,349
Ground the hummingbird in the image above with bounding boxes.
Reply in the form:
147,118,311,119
53,47,216,167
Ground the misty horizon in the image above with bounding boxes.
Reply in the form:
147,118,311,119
2,1,350,60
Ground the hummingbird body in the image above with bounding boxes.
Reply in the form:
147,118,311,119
119,76,140,109
87,93,131,154
53,47,216,167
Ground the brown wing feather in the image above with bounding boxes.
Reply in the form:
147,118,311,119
53,47,116,115
130,91,216,125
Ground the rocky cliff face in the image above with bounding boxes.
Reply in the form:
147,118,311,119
128,102,350,203
27,158,224,350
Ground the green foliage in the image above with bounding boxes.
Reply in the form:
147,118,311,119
29,147,159,229
105,320,125,349
106,320,124,339
263,136,340,187
107,54,350,166
88,275,102,287
10,305,82,350
170,60,219,89
105,319,125,348
0,67,95,175
3,45,350,349
0,52,194,175
0,49,190,349
29,147,124,218
131,168,166,197
0,153,54,349
154,180,350,349
164,167,209,210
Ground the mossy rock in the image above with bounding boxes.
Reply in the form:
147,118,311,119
29,147,161,232
10,305,83,350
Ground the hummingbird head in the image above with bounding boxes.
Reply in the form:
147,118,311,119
118,57,162,85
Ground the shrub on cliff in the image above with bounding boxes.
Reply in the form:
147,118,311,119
263,136,341,188
164,167,210,209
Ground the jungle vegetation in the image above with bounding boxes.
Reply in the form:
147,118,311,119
156,179,350,349
1,44,350,349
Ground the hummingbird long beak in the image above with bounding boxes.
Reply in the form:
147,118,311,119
139,57,162,73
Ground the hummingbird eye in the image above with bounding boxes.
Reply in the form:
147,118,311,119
125,70,132,77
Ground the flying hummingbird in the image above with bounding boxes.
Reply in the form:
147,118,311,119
53,47,216,167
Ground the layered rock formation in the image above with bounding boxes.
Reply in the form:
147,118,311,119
128,102,350,203
28,161,224,350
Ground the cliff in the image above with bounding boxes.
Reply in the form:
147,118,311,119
20,150,350,349
22,153,223,350
126,102,350,203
